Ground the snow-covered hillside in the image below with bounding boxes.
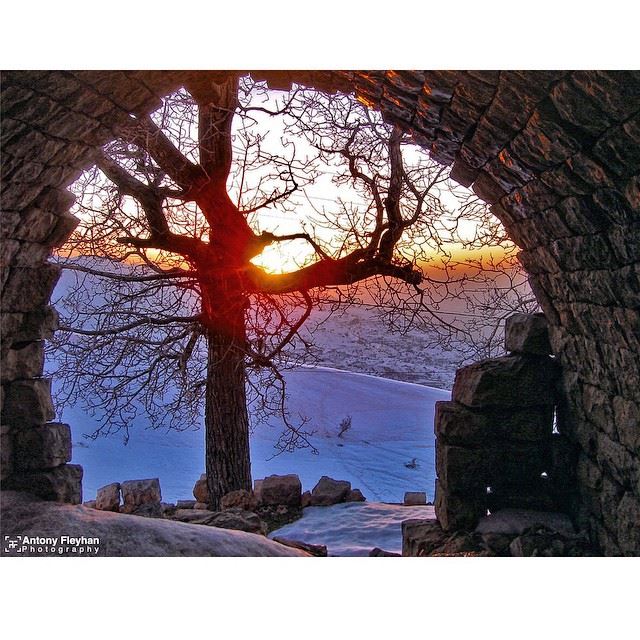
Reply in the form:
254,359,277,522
297,305,461,389
63,366,450,504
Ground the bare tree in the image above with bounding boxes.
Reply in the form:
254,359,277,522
49,74,532,508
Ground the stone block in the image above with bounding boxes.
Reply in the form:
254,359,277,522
260,473,302,507
1,341,45,383
612,395,640,454
616,492,640,556
192,473,209,503
452,354,559,408
121,478,162,514
403,492,427,506
434,400,489,446
13,306,59,343
47,211,80,247
504,313,552,355
436,442,494,492
95,482,121,512
3,463,83,504
1,425,13,480
434,480,486,532
435,401,553,445
12,422,71,470
401,518,447,556
2,378,55,427
1,264,61,313
449,157,479,187
310,476,351,506
549,77,613,136
220,489,258,511
10,207,57,244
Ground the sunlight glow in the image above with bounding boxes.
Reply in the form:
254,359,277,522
250,241,316,274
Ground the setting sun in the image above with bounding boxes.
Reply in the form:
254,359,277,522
250,239,316,274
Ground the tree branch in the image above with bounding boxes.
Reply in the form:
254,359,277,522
115,115,208,194
60,314,202,337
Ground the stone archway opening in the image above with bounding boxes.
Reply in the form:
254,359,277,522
2,71,639,555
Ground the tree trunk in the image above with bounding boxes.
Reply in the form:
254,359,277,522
204,293,252,510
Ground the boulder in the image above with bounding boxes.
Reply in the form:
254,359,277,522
301,491,312,508
505,313,551,355
120,478,162,514
272,537,328,556
192,474,209,503
0,491,307,557
404,492,427,506
369,547,401,557
345,488,366,502
451,354,559,408
310,476,351,506
83,500,97,509
259,474,302,507
194,502,209,510
176,499,196,509
221,489,258,511
12,422,72,470
95,482,121,512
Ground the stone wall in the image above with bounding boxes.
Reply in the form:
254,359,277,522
434,313,574,532
1,71,638,554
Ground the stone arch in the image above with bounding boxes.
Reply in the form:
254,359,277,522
1,71,638,554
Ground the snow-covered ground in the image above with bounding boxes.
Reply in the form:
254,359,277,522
64,367,450,505
269,502,436,556
49,267,458,555
62,367,446,556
